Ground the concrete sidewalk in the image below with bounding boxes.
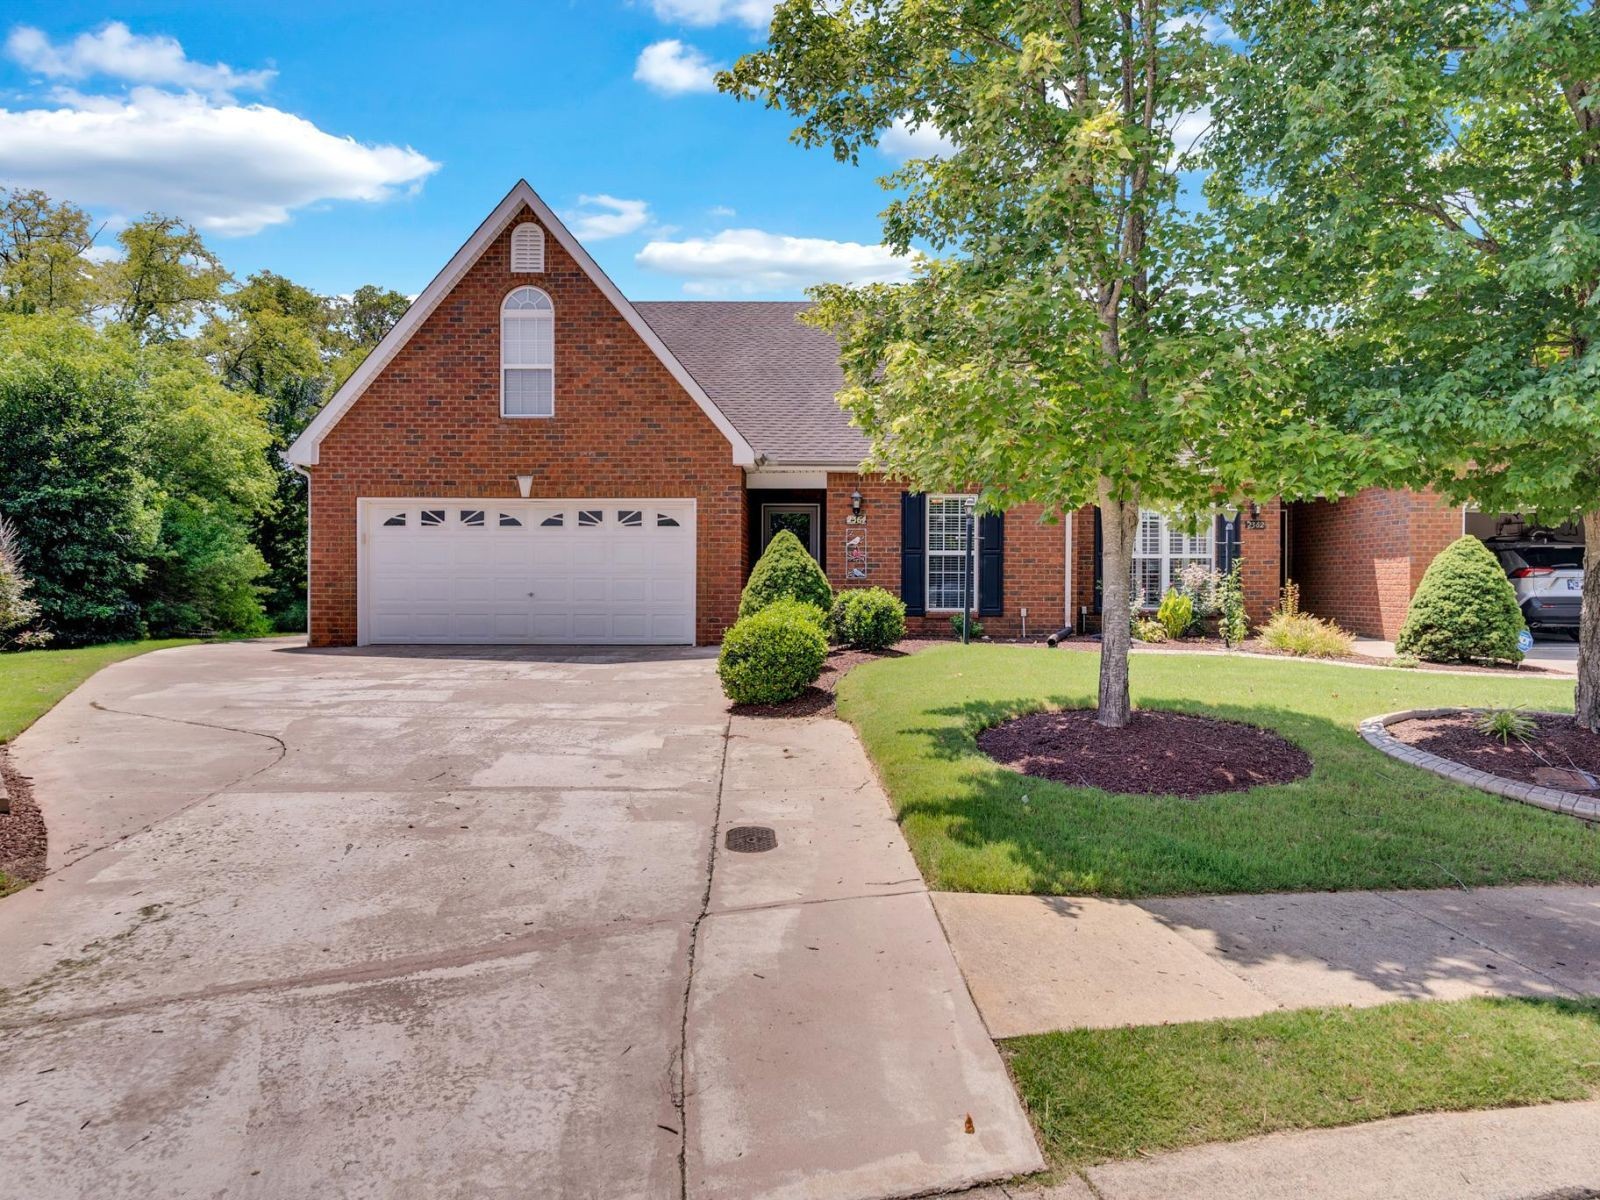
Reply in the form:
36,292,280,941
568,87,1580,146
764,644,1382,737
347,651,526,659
689,714,1043,1199
971,1100,1600,1200
934,886,1600,1036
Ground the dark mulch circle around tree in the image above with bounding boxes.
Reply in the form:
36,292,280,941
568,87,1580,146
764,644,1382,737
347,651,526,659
1388,712,1600,791
977,708,1314,798
0,747,47,887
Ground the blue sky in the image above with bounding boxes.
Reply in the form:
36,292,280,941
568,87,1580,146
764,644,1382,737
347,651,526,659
0,3,945,299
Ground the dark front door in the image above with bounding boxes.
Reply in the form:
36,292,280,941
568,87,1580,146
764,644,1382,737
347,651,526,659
761,503,822,561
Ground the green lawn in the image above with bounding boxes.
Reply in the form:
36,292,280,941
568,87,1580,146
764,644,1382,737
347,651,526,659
1006,998,1600,1169
836,644,1595,896
0,639,197,744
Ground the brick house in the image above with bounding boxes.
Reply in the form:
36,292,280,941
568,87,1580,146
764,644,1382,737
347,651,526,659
287,181,1463,648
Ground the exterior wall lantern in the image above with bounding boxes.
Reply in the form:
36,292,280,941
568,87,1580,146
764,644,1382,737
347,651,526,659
850,489,863,515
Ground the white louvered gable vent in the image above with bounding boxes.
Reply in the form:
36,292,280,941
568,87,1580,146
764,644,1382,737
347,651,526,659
510,222,545,273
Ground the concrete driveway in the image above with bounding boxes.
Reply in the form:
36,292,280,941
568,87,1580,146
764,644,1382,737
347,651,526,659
0,640,1038,1199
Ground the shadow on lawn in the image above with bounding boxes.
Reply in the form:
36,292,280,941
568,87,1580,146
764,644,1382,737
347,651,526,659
892,693,1578,898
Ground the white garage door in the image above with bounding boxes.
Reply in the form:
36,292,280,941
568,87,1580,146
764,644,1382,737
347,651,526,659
361,499,696,645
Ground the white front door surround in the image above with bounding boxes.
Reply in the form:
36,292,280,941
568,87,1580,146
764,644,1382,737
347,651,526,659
358,498,696,645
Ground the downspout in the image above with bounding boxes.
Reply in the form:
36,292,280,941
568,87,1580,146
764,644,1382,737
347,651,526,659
289,459,311,642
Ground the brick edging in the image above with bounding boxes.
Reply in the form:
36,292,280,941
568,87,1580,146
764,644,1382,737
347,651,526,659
1359,709,1600,822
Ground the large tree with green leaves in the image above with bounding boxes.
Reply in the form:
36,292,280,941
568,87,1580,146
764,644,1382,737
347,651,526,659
1205,0,1600,727
0,189,101,318
723,0,1379,724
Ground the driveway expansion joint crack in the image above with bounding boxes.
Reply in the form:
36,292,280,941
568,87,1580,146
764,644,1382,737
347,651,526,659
0,913,690,1033
45,703,290,877
675,711,732,1200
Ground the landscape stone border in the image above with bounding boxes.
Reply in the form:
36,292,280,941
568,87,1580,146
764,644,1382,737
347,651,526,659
1360,708,1600,822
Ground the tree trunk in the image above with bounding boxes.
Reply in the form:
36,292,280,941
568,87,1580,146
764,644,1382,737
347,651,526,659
1096,478,1141,728
1576,509,1600,733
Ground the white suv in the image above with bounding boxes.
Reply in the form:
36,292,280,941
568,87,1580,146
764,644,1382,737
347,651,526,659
1485,537,1583,640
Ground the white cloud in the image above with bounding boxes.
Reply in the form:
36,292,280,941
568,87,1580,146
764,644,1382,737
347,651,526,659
565,194,651,240
646,0,773,29
879,114,956,159
708,204,736,218
0,87,439,235
636,227,914,294
6,22,274,98
1168,106,1212,164
633,39,721,95
1161,12,1236,43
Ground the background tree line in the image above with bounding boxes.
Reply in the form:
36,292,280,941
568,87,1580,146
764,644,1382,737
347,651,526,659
0,187,409,644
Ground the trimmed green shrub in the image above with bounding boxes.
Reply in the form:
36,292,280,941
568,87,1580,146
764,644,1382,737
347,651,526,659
1156,589,1194,640
1397,536,1526,664
738,529,832,618
1132,617,1168,643
827,587,906,650
717,598,829,704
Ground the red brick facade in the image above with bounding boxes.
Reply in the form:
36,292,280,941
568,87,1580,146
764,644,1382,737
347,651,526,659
822,473,1072,638
306,205,747,647
299,198,1450,650
1289,488,1464,638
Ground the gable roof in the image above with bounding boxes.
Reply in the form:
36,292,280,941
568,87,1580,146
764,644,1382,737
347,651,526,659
285,180,757,468
635,301,867,467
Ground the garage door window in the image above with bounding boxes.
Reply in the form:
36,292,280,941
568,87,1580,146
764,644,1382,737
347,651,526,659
502,287,555,418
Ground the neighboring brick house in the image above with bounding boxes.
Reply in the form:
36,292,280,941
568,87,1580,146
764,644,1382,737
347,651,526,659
287,181,1461,648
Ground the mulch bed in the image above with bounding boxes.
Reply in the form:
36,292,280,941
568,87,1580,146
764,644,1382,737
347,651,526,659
1388,712,1600,792
977,708,1314,798
731,639,944,719
0,746,47,887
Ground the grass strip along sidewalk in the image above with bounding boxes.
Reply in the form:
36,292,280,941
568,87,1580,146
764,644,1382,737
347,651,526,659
837,644,1594,897
1006,997,1600,1169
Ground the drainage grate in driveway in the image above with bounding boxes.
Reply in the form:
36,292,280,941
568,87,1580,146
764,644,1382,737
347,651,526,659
725,825,778,854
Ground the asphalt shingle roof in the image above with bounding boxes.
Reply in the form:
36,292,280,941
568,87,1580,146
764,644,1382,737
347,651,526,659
634,300,868,466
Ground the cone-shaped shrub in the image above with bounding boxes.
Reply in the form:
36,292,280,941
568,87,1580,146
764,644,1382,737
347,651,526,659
738,529,832,618
1396,536,1526,664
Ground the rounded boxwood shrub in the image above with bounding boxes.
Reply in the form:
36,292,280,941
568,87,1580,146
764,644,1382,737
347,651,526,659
827,587,906,650
1396,535,1526,664
717,598,829,704
738,529,833,618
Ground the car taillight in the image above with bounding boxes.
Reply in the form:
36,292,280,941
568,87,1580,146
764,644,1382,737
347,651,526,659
1509,567,1553,578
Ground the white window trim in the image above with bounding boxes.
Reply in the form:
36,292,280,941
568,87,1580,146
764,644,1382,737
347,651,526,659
1131,508,1215,605
501,286,554,419
926,493,980,613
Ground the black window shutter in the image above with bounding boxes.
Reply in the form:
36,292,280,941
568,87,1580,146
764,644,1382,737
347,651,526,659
900,493,927,616
1215,514,1241,572
978,512,1004,616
